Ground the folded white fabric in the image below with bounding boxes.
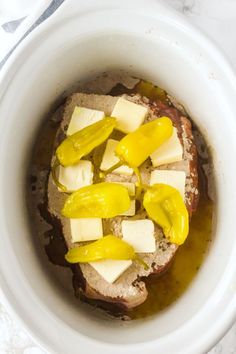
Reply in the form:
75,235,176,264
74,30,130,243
0,0,52,63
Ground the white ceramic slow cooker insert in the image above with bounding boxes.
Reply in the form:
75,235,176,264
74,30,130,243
0,1,236,353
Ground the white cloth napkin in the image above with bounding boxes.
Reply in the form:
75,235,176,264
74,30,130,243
0,0,53,63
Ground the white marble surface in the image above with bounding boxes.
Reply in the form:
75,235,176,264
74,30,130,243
1,0,236,353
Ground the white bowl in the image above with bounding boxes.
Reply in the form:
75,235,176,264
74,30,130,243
1,1,236,353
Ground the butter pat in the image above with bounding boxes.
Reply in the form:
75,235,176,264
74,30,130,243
122,219,156,253
70,218,103,242
120,200,136,216
59,160,93,192
150,169,186,199
67,106,105,135
111,97,148,133
100,139,133,175
115,182,136,216
150,128,183,167
90,259,132,283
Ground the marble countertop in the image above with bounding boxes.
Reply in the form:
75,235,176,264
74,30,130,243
1,0,236,353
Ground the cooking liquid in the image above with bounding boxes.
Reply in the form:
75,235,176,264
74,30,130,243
131,196,212,319
28,80,214,319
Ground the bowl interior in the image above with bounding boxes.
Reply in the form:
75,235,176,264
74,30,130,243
1,8,236,352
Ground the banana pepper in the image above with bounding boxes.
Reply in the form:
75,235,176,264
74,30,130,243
65,235,136,263
115,117,173,168
56,117,116,167
143,183,189,245
62,182,131,218
135,80,168,103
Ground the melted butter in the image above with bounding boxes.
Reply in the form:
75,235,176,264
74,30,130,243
131,196,213,319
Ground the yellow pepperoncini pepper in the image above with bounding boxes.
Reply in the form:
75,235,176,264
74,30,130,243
65,235,148,269
62,182,131,218
115,117,173,168
143,184,189,245
135,80,168,103
65,235,136,263
56,117,116,167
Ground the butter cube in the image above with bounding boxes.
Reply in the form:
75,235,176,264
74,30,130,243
150,169,186,199
70,218,103,242
90,259,132,283
100,139,133,176
59,160,93,192
114,183,136,216
111,97,148,133
122,219,156,253
150,128,183,167
120,200,136,216
67,106,105,136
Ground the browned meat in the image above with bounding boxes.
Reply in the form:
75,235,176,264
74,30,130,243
47,92,199,310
